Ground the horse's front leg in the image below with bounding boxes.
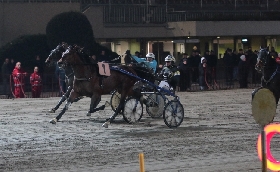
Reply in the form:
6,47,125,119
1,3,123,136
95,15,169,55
49,90,79,124
48,86,72,113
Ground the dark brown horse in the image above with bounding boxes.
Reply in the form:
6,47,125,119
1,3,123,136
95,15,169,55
255,48,280,104
45,43,112,115
50,45,142,128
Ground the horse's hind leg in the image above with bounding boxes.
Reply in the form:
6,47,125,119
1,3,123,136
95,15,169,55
86,94,111,116
49,90,79,124
86,94,102,116
102,95,126,128
48,86,72,113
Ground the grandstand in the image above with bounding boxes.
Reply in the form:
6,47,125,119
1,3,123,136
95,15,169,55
0,0,280,61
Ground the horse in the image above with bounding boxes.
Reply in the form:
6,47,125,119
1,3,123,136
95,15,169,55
45,43,108,115
255,48,280,104
51,45,143,128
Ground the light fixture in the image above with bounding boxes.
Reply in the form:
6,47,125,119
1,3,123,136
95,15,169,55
217,36,220,39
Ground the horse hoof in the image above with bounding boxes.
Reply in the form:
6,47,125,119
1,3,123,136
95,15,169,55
86,112,91,116
49,118,57,124
48,109,56,113
102,122,109,128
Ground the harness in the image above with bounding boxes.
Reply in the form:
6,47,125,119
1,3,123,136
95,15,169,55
110,66,176,97
262,65,280,85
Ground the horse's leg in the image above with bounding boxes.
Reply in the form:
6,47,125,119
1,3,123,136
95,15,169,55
49,90,79,124
102,94,126,128
48,86,72,113
86,95,101,116
86,96,111,116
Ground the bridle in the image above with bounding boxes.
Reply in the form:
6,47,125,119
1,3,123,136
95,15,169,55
256,48,280,85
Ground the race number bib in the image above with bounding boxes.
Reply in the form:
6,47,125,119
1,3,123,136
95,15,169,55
98,62,111,76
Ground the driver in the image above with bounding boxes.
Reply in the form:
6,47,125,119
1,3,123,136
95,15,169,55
131,52,158,74
160,55,180,92
145,53,157,73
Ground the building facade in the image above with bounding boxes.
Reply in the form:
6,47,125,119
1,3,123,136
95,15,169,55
1,0,280,64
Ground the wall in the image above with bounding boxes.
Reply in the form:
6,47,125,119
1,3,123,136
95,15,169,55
0,3,80,47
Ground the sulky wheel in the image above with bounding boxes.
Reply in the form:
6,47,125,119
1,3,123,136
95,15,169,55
123,97,143,124
163,100,184,128
146,94,165,118
110,90,121,112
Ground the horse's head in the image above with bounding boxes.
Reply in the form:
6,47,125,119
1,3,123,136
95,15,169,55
255,48,270,73
45,42,68,67
60,45,81,67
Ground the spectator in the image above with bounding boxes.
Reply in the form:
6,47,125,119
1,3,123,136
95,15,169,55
198,57,210,90
33,55,44,76
138,53,143,58
9,58,16,72
12,62,27,98
233,49,241,81
97,50,109,62
223,48,235,87
208,50,218,84
178,53,189,65
1,58,11,97
55,63,66,96
178,58,191,91
188,51,197,83
135,51,140,58
251,50,259,84
30,66,42,98
124,50,132,65
238,55,249,88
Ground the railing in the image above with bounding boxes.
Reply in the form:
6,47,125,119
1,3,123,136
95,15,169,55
0,65,262,98
103,5,280,24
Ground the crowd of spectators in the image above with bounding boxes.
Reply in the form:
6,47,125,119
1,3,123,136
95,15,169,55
0,46,267,98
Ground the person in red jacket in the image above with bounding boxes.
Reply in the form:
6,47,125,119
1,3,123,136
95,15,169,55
30,66,42,98
12,62,27,98
276,53,280,65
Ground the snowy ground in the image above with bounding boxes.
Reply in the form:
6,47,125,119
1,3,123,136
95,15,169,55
0,89,280,172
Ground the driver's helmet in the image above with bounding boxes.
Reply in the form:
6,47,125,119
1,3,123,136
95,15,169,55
146,53,155,59
165,55,173,62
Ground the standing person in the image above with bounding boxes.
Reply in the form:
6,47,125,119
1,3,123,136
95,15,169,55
198,57,210,90
207,50,218,84
9,58,16,72
233,49,241,81
238,55,249,88
134,51,140,58
30,66,42,98
124,50,132,65
188,51,196,83
178,58,191,91
12,62,27,98
223,48,235,87
33,55,44,76
2,58,11,97
55,63,66,96
97,50,109,62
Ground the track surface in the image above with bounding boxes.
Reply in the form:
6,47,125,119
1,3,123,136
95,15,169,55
1,89,280,172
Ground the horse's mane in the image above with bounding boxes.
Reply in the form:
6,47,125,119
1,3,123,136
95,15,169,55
70,45,98,72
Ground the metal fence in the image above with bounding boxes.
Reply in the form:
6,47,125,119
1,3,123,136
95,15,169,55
0,65,262,99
